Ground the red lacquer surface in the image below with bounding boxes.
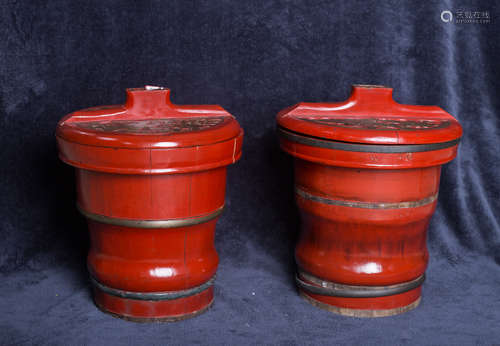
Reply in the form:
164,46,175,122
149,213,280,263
277,85,461,316
278,85,461,145
56,87,243,321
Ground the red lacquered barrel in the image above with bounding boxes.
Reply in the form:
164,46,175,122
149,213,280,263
277,85,461,317
56,86,243,321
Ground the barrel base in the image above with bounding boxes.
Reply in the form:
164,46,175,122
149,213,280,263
92,286,214,322
299,290,421,318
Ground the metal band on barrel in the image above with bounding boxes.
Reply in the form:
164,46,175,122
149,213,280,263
77,205,224,228
90,275,216,301
295,186,437,209
278,127,460,153
296,270,425,298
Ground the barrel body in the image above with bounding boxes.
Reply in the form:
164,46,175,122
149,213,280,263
77,167,226,321
277,85,461,317
294,159,441,317
57,86,243,322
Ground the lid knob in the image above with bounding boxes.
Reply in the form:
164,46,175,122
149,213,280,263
125,86,173,114
350,85,394,105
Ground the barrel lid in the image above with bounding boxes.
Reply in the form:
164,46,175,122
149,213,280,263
56,86,241,149
56,86,243,175
277,85,462,145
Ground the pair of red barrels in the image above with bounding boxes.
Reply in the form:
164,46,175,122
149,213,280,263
56,85,461,321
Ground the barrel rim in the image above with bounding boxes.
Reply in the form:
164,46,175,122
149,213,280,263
278,127,460,153
78,204,224,228
296,270,425,298
90,274,216,301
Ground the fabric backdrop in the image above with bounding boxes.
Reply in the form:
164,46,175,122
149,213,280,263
1,0,499,344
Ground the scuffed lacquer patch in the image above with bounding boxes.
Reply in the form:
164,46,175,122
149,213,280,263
298,117,450,131
74,116,228,134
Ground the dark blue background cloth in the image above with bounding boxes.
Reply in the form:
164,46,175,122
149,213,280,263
1,1,499,344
